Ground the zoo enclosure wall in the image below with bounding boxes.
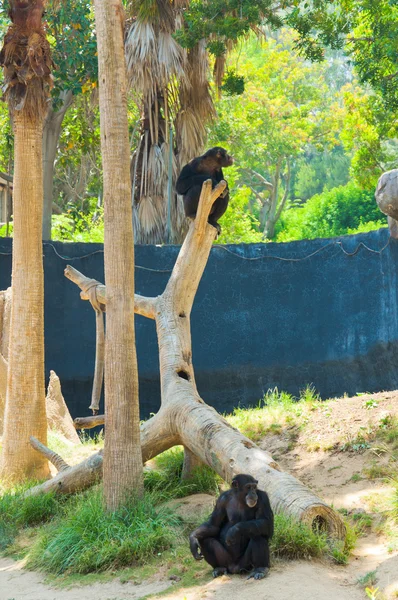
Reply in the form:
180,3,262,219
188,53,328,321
0,228,396,420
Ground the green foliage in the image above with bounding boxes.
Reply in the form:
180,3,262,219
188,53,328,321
0,485,61,551
216,186,263,244
27,488,180,574
209,31,351,239
145,447,221,499
287,0,398,110
276,183,386,242
329,521,357,565
341,87,398,188
51,211,104,243
293,147,351,201
174,0,283,53
271,513,327,560
47,1,97,103
221,68,245,96
0,102,12,171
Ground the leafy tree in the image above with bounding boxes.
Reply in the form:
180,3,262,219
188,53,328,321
214,167,263,244
340,85,398,189
287,0,398,109
275,182,386,242
0,1,98,239
41,0,97,239
209,32,348,238
292,146,351,201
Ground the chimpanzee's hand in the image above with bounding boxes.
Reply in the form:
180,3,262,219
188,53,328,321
221,186,229,199
189,534,203,560
225,524,240,547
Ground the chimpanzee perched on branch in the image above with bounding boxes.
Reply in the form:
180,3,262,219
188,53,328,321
176,147,234,234
189,474,274,580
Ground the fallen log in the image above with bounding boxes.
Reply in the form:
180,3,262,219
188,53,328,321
31,180,345,539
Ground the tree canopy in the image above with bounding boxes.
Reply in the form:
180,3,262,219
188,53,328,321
0,0,396,243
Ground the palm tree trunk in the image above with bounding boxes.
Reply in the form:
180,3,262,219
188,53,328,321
94,0,143,510
0,112,49,482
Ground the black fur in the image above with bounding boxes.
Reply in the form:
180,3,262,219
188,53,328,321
189,474,274,580
176,147,234,233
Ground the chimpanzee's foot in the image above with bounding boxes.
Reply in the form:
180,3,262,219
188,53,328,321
208,220,221,235
247,567,269,580
212,567,228,578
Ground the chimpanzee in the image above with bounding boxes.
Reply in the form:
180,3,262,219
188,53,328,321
176,147,234,233
189,474,274,580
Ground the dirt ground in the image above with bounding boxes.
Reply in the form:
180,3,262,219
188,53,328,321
1,391,398,600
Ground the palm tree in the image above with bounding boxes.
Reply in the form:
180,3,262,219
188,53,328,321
94,0,144,509
0,0,52,482
125,0,215,244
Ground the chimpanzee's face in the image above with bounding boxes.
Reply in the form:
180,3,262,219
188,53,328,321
207,147,234,168
232,474,259,508
244,482,258,508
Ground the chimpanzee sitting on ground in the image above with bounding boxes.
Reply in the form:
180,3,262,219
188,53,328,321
189,474,274,580
176,147,234,234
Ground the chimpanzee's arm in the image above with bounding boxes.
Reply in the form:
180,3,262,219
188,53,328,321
176,173,217,195
192,493,228,540
232,491,274,540
189,493,228,560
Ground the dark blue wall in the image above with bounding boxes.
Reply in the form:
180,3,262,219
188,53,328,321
0,229,396,419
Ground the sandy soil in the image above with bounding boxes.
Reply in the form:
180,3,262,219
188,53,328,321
1,391,398,600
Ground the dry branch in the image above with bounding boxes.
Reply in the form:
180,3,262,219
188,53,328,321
34,180,345,539
30,436,70,472
74,415,105,429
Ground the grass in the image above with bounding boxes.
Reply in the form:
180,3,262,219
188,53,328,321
225,385,320,444
2,386,398,582
358,570,378,587
26,488,181,574
271,514,328,560
0,483,64,552
144,446,221,499
0,484,348,577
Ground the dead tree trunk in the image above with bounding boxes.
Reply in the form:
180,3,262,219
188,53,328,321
29,179,345,539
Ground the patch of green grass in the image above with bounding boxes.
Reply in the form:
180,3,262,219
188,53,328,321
144,446,221,500
329,521,357,565
363,399,379,410
0,483,62,551
226,388,300,443
350,473,363,483
47,429,104,465
363,462,394,481
358,570,378,587
270,514,328,560
27,487,181,574
352,511,373,531
377,416,398,448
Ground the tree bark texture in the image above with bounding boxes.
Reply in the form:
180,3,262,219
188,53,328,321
0,353,7,435
0,287,11,359
0,112,50,482
93,0,144,509
57,179,346,539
